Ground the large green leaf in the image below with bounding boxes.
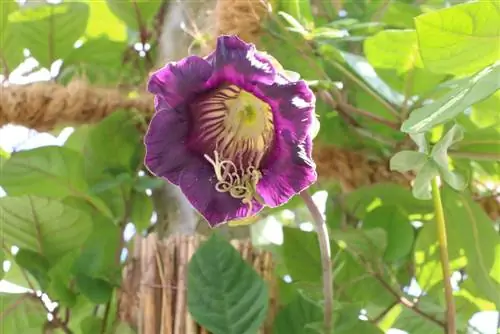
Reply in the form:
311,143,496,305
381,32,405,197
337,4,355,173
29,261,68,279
0,293,48,333
415,187,500,307
282,227,322,282
0,146,88,198
14,249,51,290
364,30,423,74
330,229,394,307
0,196,92,260
415,1,500,76
363,206,414,262
0,0,18,33
451,126,500,159
82,111,142,181
471,91,500,129
106,0,162,31
273,292,322,334
82,0,127,41
8,2,90,67
187,234,268,334
0,247,5,280
72,216,121,284
344,183,433,218
401,62,500,133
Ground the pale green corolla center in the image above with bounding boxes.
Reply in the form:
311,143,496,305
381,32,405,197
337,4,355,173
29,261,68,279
192,85,274,214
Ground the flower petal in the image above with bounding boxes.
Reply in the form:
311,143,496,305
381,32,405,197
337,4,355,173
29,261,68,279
258,129,317,207
178,163,265,227
206,35,276,88
144,96,198,185
147,56,213,108
256,79,315,141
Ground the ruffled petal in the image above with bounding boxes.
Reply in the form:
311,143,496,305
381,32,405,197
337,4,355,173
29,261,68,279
178,163,265,227
206,35,276,88
257,129,317,207
255,79,315,141
147,56,213,108
144,96,198,185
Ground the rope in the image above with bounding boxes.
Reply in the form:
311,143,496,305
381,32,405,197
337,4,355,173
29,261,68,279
0,80,153,132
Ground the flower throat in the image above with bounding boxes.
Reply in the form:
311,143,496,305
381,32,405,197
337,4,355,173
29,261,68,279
189,84,275,214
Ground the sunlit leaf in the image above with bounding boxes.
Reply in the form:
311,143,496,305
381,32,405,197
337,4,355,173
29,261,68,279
8,2,90,67
82,0,127,41
0,293,48,333
0,196,92,260
0,146,89,198
364,30,423,74
106,0,162,31
401,62,500,133
415,1,500,76
415,187,500,308
363,206,414,262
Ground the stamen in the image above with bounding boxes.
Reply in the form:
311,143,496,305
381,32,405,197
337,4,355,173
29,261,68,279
204,150,265,216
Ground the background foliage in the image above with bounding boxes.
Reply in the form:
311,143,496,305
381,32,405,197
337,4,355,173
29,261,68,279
0,0,499,333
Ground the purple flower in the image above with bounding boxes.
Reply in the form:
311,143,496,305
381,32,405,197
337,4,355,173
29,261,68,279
144,35,317,227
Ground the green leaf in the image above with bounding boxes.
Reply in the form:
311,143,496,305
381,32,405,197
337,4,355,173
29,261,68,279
0,248,5,280
130,191,153,232
0,0,18,33
412,161,440,200
0,146,89,198
331,50,404,106
187,234,268,334
401,62,500,133
0,196,93,260
415,1,500,76
273,292,323,334
344,184,433,219
8,3,90,67
415,188,500,307
363,206,414,262
106,0,162,31
280,0,314,28
82,0,127,41
382,2,420,29
14,249,51,290
72,216,121,283
331,228,387,262
451,126,500,159
47,250,79,307
80,315,103,334
282,227,321,282
133,175,164,192
75,274,114,304
83,111,142,181
1,248,37,289
471,91,500,129
364,30,423,74
430,125,467,191
390,150,428,173
0,293,48,333
65,37,127,75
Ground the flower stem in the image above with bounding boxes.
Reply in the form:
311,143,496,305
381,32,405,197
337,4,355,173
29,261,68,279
430,178,456,334
300,191,333,333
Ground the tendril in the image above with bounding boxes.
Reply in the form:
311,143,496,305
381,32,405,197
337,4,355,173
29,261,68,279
204,150,264,216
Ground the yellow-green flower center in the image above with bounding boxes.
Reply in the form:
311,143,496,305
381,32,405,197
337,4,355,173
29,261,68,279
189,84,274,214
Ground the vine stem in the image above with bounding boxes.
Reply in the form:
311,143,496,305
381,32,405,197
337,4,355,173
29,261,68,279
430,178,456,334
300,191,333,333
